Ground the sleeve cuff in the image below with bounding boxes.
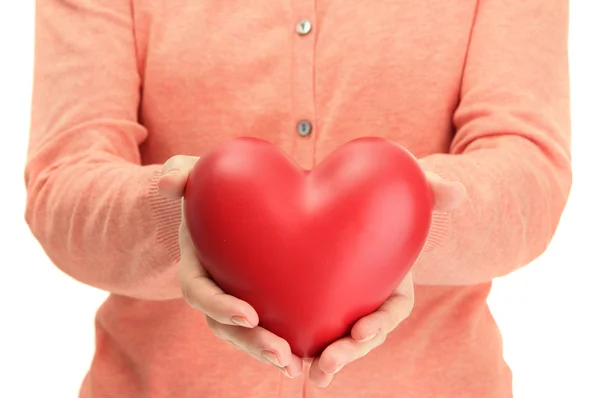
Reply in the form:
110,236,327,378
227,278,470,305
418,158,451,254
147,170,183,263
422,210,450,253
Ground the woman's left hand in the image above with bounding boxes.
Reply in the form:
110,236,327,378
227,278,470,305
308,172,467,387
309,271,415,387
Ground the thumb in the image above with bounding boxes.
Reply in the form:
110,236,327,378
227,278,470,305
425,172,467,212
158,155,200,199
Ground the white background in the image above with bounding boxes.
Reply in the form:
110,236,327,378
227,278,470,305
0,2,598,398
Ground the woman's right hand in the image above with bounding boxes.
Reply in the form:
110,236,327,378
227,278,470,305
157,155,303,378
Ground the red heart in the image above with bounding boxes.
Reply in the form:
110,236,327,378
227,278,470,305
184,137,433,358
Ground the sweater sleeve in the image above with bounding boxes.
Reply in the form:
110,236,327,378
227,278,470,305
412,0,572,286
25,0,182,299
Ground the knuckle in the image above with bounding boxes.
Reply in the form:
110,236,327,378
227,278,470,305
206,316,225,339
260,335,283,353
162,155,183,174
246,330,278,355
208,291,224,309
324,344,345,361
374,333,387,348
180,280,197,308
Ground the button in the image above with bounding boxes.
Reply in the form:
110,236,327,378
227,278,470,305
296,19,312,35
297,120,312,137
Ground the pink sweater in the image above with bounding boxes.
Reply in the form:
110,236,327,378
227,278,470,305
25,0,571,397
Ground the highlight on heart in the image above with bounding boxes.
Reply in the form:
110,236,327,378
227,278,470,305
183,137,434,358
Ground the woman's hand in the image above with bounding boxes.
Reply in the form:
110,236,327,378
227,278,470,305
159,158,465,385
308,172,467,387
158,155,304,379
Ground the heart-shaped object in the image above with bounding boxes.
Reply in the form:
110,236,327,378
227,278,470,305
184,137,433,358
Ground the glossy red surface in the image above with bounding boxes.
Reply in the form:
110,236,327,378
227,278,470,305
184,137,433,357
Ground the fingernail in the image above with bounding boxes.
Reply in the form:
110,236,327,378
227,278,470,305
275,365,293,378
317,375,334,387
262,351,282,367
324,363,344,375
159,170,180,180
357,333,378,343
231,316,252,328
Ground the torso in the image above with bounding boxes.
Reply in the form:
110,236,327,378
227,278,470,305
83,1,513,397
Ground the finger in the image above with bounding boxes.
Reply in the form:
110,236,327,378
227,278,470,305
425,172,467,212
311,333,387,385
311,273,414,383
161,154,200,176
179,209,258,327
158,155,200,199
308,357,334,387
179,257,259,327
207,318,303,378
351,272,415,341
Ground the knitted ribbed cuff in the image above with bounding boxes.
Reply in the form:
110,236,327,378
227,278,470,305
418,159,452,254
422,210,450,253
147,170,183,262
